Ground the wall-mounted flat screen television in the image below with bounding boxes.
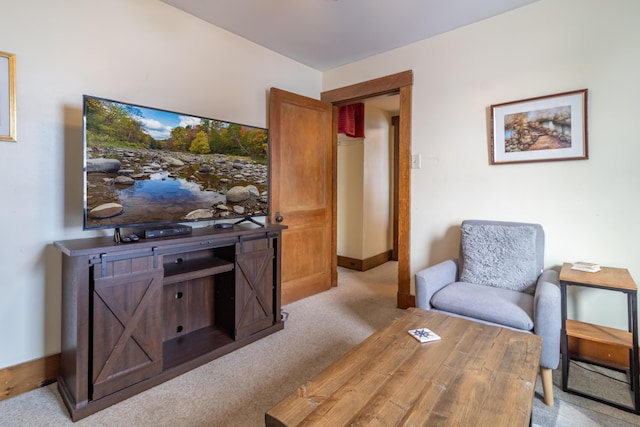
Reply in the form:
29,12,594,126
83,95,269,231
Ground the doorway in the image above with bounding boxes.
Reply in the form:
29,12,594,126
336,94,399,272
321,70,413,309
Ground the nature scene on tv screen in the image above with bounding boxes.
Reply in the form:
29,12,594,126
84,97,268,229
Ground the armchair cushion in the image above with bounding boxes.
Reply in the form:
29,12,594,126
431,281,534,331
459,222,539,294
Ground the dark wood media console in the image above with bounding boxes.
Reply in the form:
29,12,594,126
54,224,286,421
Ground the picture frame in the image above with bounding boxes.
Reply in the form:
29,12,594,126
490,89,588,165
0,51,16,142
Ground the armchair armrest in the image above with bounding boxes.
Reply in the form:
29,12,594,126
415,259,458,310
534,269,561,369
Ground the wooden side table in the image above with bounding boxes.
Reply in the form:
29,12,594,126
559,263,639,414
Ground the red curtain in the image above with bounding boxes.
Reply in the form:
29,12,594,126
338,103,364,138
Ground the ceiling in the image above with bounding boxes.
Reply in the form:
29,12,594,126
160,0,539,71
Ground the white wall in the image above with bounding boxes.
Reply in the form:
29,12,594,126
3,0,639,371
0,0,321,369
324,0,640,330
337,103,392,261
337,136,364,258
361,104,392,259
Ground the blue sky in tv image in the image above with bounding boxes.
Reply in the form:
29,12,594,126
134,105,203,140
83,96,269,230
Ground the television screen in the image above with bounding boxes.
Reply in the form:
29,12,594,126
83,95,269,230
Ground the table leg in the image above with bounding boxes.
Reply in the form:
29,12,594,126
629,291,639,413
561,282,569,391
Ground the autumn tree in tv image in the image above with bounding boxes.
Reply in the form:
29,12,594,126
83,96,269,229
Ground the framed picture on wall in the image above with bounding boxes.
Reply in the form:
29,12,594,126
490,89,588,165
0,51,16,142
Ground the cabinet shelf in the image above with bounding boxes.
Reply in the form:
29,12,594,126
566,319,632,349
163,325,235,371
163,257,234,285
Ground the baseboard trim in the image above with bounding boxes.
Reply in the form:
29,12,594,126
338,250,392,272
0,353,60,401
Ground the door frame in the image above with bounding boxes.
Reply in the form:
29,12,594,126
321,70,414,309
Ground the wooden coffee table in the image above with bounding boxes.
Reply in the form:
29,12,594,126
266,308,542,426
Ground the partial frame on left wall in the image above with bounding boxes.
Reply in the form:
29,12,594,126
0,51,16,142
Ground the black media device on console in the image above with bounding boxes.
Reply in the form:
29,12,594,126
133,224,193,239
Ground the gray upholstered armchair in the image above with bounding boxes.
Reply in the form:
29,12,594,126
415,220,560,406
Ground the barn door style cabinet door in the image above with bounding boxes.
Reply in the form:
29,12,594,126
235,236,276,339
54,224,285,421
92,258,164,401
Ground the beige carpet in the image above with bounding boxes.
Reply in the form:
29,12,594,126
1,262,640,426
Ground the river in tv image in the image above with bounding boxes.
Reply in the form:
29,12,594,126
85,147,268,228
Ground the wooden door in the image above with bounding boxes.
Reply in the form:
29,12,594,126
91,260,163,400
269,88,334,304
